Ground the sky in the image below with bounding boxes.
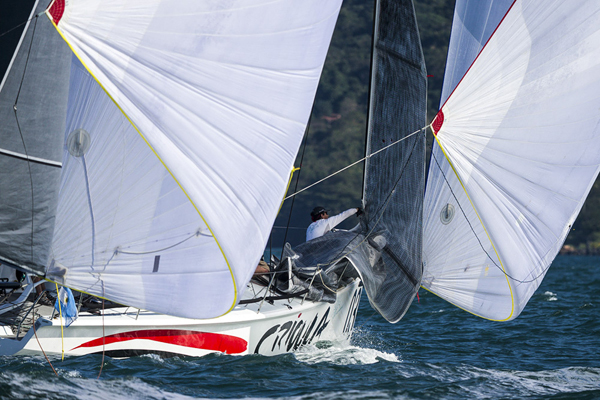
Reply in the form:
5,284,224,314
0,1,37,81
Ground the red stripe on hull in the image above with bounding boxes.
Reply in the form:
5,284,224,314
72,329,247,354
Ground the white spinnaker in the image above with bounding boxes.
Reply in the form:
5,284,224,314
46,0,342,318
50,58,222,317
423,0,600,320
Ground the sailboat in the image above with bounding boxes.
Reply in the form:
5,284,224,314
2,0,600,358
0,0,425,357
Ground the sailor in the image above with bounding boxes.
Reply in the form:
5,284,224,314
306,206,362,241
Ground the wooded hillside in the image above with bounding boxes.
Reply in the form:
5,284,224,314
273,0,600,254
272,0,455,247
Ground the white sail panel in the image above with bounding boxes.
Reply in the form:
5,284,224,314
423,0,600,320
50,58,227,318
46,0,342,318
441,0,514,104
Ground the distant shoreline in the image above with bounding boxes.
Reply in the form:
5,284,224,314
560,244,600,256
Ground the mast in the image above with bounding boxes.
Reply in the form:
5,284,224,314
361,0,380,206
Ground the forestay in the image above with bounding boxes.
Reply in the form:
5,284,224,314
423,0,600,320
46,0,342,318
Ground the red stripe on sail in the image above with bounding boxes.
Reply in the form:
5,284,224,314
72,329,247,354
47,0,65,24
437,0,517,112
432,110,444,135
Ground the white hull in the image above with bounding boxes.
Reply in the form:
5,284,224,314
0,279,362,357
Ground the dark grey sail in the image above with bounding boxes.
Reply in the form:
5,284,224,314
360,0,427,322
0,1,71,274
280,0,426,323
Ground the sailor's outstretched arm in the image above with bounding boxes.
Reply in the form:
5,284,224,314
328,208,359,229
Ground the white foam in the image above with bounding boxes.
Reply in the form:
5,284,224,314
59,369,82,378
543,291,558,301
294,342,400,365
268,390,394,400
423,364,600,398
0,371,200,400
139,353,166,363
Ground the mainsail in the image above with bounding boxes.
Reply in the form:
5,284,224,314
285,0,426,323
361,0,426,322
0,0,71,274
423,0,600,320
44,0,343,318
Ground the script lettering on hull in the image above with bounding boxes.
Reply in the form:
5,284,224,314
254,308,331,354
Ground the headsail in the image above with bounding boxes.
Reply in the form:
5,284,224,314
361,0,427,322
45,0,343,318
0,1,71,274
423,0,600,320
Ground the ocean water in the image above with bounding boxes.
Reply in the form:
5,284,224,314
0,255,598,399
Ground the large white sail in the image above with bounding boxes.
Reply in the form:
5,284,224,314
45,0,342,318
423,0,600,320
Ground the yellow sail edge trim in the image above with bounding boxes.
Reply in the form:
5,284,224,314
47,16,238,318
43,277,115,304
420,285,512,322
278,167,300,214
431,124,515,322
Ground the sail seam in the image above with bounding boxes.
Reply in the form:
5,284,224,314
46,15,239,317
375,43,426,73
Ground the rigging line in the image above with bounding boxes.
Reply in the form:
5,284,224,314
32,314,58,377
430,148,551,284
316,132,420,270
284,126,425,200
316,128,424,270
82,156,96,269
117,230,207,255
309,269,345,295
0,15,36,39
12,15,39,267
281,110,313,258
97,284,105,380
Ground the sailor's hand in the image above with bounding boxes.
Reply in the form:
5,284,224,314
356,207,364,216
